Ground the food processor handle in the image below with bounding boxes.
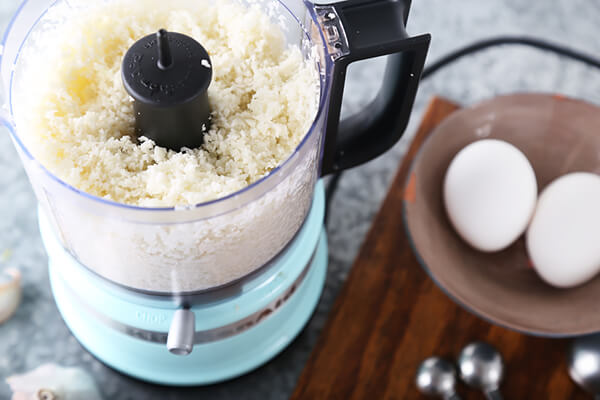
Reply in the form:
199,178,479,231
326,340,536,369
315,0,431,175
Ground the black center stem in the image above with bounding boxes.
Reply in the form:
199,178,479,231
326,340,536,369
157,29,173,70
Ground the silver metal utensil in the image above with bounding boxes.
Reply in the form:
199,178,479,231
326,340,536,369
416,357,462,399
457,342,504,400
568,334,600,399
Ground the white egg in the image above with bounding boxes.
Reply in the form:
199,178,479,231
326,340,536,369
444,139,537,252
526,172,600,288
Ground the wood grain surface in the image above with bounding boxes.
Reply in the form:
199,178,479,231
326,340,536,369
291,97,588,400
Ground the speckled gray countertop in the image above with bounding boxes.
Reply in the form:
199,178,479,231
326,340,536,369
2,1,600,399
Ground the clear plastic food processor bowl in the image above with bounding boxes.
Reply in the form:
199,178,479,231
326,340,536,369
1,0,332,294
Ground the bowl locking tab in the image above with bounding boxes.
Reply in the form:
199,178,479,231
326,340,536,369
166,308,196,356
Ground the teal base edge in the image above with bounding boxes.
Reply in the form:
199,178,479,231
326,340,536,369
49,232,328,386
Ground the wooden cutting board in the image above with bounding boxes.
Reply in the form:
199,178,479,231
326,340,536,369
291,97,588,400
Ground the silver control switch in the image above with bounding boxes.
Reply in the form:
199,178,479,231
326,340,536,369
167,309,195,356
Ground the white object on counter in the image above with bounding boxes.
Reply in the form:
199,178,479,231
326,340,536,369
444,139,537,252
0,267,21,324
526,172,600,288
6,364,102,400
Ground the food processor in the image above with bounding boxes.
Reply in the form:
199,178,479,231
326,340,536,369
0,0,429,385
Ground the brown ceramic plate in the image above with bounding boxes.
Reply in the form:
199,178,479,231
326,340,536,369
403,93,600,337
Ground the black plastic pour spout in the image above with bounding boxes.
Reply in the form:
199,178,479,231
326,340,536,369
122,29,212,151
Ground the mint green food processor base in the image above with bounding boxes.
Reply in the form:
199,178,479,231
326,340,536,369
40,182,328,386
